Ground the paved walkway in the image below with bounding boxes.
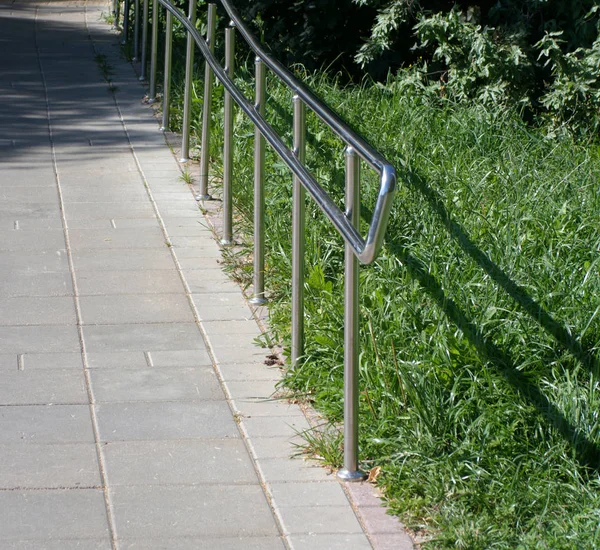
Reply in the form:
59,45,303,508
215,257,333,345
0,1,414,549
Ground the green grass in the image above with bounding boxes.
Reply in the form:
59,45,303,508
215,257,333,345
162,53,600,548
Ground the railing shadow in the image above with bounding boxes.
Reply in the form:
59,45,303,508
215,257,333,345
402,168,600,376
368,167,600,468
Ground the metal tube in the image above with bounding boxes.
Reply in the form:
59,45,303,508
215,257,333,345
122,0,130,44
133,0,140,60
157,0,396,265
160,10,173,131
139,0,149,80
113,0,120,29
197,3,216,200
249,56,266,305
221,23,235,245
291,95,306,366
148,0,159,101
337,147,366,482
180,0,197,162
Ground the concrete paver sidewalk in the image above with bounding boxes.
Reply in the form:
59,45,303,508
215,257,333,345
0,1,414,549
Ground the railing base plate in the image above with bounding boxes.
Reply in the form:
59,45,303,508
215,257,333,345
337,468,367,482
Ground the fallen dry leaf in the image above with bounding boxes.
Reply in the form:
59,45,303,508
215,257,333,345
367,465,381,483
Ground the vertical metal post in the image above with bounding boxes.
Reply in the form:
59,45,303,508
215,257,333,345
148,0,158,101
291,95,306,366
139,0,149,80
113,0,120,29
180,0,197,162
197,3,216,200
122,0,130,44
221,22,235,245
160,10,173,132
133,0,140,61
249,56,267,305
337,147,366,482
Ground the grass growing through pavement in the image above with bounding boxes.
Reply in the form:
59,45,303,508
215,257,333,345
164,58,600,547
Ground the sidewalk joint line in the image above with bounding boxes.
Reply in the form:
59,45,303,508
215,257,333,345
35,4,119,548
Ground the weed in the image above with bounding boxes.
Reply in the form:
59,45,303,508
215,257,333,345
179,169,194,184
159,42,600,548
94,53,117,92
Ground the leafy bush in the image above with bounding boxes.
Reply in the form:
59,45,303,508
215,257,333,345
536,17,600,136
354,0,600,136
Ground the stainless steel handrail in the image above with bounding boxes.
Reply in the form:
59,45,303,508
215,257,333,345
123,0,398,482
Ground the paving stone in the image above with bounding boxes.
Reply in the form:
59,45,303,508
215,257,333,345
0,489,109,540
95,401,239,441
288,534,373,550
2,540,112,550
0,229,65,252
63,202,156,220
192,298,255,321
0,442,101,488
72,248,174,271
162,223,208,237
247,436,305,460
0,369,87,405
89,367,224,402
68,227,166,249
217,362,282,381
110,485,279,538
0,218,64,231
203,320,264,337
76,269,184,295
0,352,83,370
354,505,400,533
0,202,61,219
117,537,285,550
85,348,214,369
269,482,350,508
61,186,148,203
0,272,73,297
225,379,280,399
242,415,311,439
89,218,159,229
369,533,415,550
176,254,222,270
82,323,204,352
0,326,80,353
156,206,201,218
0,249,69,274
170,236,226,249
184,268,242,293
277,505,364,535
257,458,335,482
152,192,195,202
211,343,272,364
234,399,307,419
0,405,94,443
0,296,76,325
102,439,257,485
147,349,213,367
85,351,149,369
79,294,195,324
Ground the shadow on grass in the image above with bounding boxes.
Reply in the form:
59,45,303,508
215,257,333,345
370,167,600,468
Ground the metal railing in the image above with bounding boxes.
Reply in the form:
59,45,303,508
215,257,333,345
117,0,397,482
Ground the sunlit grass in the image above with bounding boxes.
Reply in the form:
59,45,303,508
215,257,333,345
164,51,600,548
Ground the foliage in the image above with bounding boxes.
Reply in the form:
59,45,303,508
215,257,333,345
413,9,532,106
536,16,600,136
155,1,600,545
163,54,600,546
353,0,600,135
229,0,376,75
